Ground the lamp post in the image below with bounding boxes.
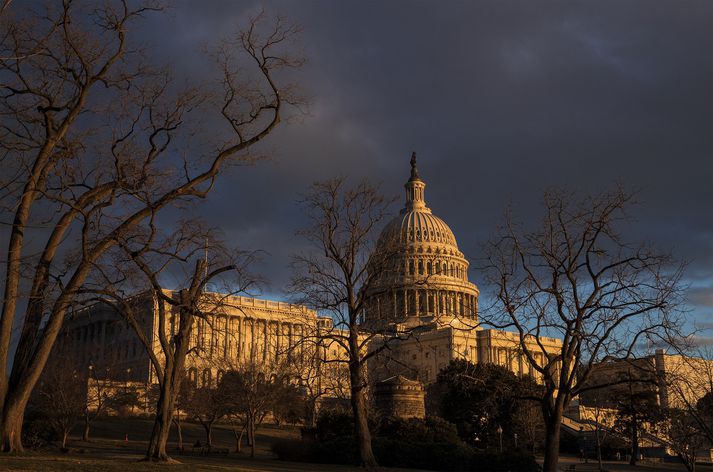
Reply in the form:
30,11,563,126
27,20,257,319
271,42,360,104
514,432,518,449
496,425,503,453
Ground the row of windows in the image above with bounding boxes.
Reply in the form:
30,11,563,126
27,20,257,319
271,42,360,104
367,290,477,319
407,260,467,280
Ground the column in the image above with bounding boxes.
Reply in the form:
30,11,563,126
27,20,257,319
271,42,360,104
403,289,408,316
262,320,268,361
414,289,419,316
250,319,256,362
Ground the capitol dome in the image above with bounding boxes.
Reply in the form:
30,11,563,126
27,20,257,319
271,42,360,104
363,153,479,331
378,208,458,248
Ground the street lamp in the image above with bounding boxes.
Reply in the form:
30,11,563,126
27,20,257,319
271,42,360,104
514,432,518,449
496,425,503,453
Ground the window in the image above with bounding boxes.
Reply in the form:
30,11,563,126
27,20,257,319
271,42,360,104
427,262,432,275
201,369,212,388
418,261,423,275
409,261,415,275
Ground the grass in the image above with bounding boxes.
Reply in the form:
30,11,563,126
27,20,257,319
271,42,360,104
0,417,412,472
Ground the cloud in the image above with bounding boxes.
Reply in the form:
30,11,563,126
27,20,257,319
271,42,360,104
123,1,713,298
688,285,713,308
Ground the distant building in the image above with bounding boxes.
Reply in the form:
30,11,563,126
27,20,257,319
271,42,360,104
580,349,713,410
53,290,350,408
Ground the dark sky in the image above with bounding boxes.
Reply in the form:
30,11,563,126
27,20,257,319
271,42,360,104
139,1,712,340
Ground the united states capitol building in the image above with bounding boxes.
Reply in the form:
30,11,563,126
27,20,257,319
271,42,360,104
52,155,562,405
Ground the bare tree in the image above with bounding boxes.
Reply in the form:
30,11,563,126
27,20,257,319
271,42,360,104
482,188,685,472
31,358,86,450
663,348,713,444
183,381,229,449
291,177,414,469
83,362,141,442
291,334,350,427
664,407,706,472
0,0,301,452
85,221,261,461
587,396,612,472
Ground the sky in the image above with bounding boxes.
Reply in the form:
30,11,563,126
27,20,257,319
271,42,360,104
136,1,712,342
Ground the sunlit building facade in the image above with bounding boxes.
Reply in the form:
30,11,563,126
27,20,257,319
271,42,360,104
365,155,562,384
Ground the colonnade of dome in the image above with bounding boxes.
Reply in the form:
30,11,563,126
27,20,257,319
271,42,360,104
363,153,479,330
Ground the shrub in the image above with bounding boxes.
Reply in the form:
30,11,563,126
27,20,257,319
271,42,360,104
469,450,541,472
315,409,354,442
273,412,540,471
22,410,57,449
272,439,317,463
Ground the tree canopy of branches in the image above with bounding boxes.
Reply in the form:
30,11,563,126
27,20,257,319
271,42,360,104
87,222,262,462
218,361,304,458
29,358,86,450
0,0,301,453
291,177,398,469
482,188,685,472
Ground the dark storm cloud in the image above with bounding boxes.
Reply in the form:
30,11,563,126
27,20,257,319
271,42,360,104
138,1,711,316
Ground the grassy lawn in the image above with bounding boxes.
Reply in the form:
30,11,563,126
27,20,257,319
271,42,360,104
0,454,368,472
0,417,415,472
13,417,708,472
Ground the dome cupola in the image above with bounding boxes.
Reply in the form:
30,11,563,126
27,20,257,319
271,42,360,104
363,153,479,331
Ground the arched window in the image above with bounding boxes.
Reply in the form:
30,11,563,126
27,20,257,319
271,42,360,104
188,367,198,386
418,261,423,275
409,261,415,275
427,262,432,275
442,262,447,274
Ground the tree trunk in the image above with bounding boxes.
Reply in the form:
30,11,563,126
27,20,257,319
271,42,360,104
596,428,603,472
173,416,183,451
247,416,254,447
233,425,245,453
61,430,69,450
145,380,175,461
350,368,376,469
249,417,256,458
542,409,563,472
145,304,191,462
204,422,213,447
0,397,26,452
82,416,90,442
152,402,173,460
630,412,639,466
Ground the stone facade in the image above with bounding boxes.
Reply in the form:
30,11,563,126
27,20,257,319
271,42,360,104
580,349,713,410
52,154,564,402
365,154,562,385
54,290,350,400
374,375,426,420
